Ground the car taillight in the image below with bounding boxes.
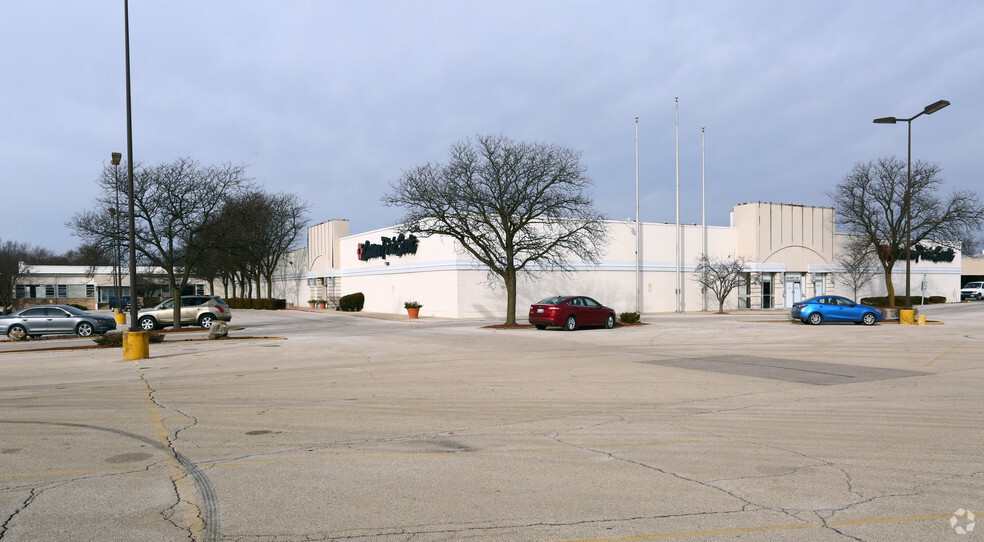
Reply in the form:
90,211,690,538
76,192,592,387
793,304,805,309
216,306,225,313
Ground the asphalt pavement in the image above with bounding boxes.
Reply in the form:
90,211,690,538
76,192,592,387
1,304,982,541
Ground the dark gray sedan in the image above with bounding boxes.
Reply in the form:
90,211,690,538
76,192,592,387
1,304,117,338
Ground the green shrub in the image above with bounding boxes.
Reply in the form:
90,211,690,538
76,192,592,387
860,295,947,307
619,312,640,324
339,292,365,312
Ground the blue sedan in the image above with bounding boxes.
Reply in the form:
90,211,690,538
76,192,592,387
791,296,883,326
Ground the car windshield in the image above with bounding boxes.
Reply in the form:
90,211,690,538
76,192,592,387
965,282,983,289
536,296,568,305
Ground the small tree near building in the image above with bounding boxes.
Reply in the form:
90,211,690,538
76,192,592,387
693,254,747,313
836,236,879,300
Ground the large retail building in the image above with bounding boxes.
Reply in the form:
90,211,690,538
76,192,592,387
273,202,964,318
10,202,968,317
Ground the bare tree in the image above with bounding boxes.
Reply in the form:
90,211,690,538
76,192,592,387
384,134,609,325
961,232,983,256
693,254,747,313
71,158,251,328
830,157,984,307
0,239,35,312
216,191,309,298
835,235,879,300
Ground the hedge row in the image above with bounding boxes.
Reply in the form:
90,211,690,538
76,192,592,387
225,298,287,310
860,295,946,307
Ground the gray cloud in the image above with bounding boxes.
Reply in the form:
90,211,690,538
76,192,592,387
2,0,980,253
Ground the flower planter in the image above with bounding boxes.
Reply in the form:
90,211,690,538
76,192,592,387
317,302,327,309
406,307,420,319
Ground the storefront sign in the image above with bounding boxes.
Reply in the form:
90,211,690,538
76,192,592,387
879,243,955,264
357,234,419,261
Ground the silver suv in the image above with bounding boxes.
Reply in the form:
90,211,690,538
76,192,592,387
137,295,232,330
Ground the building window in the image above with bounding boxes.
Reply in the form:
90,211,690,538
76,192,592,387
45,285,54,297
196,284,204,295
738,273,751,309
58,284,67,298
15,285,25,299
86,284,95,298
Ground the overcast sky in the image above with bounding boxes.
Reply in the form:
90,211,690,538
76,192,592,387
2,1,981,254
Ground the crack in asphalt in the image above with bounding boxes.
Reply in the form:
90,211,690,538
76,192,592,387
134,365,220,542
0,487,38,540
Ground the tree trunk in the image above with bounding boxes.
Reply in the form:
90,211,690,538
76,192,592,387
883,263,896,307
504,269,517,325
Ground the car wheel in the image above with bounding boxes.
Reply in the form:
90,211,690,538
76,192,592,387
565,315,577,331
138,316,157,331
6,324,26,338
605,314,615,329
861,312,877,326
75,322,94,337
808,312,823,325
198,314,215,328
534,324,546,330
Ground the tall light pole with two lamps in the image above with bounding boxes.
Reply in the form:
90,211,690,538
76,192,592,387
873,99,950,309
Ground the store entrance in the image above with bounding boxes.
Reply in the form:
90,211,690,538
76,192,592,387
784,273,803,308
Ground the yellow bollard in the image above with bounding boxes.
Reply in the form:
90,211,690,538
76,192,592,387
123,331,150,360
114,311,127,325
900,309,915,325
917,314,926,326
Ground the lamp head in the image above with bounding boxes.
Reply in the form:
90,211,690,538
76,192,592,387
923,99,950,115
111,152,122,165
873,117,897,124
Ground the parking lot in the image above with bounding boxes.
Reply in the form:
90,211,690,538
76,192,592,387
1,304,982,541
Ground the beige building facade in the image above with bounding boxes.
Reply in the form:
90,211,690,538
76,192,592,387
267,202,965,318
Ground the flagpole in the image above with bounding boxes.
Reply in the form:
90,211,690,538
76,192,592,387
675,97,681,313
635,116,642,314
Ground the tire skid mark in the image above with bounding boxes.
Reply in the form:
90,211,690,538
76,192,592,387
0,418,218,541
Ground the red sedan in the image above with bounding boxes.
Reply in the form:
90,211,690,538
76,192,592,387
529,296,616,330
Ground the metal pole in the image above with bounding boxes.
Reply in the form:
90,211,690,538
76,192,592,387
124,0,139,329
635,116,641,314
675,97,681,312
701,126,707,312
111,155,122,314
905,120,912,309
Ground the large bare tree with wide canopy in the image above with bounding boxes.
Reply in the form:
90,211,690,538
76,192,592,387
830,156,984,306
384,134,609,325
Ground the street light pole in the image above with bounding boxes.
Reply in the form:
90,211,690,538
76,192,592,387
873,99,950,308
124,0,139,330
110,153,122,316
